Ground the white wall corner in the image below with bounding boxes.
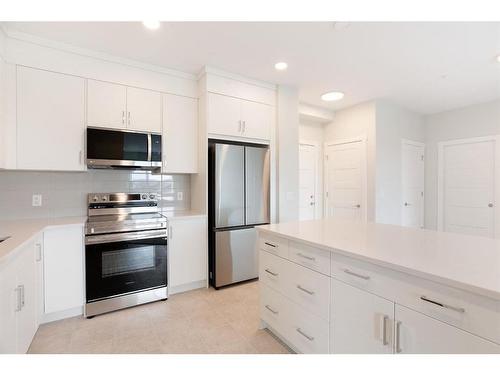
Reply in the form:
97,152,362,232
299,103,334,124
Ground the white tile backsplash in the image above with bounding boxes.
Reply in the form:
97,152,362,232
0,170,191,220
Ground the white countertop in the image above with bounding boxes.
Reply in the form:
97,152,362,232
257,219,500,300
161,210,206,220
0,216,86,263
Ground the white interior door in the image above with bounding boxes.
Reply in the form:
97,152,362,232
325,138,366,221
299,143,317,220
439,137,497,238
401,140,425,228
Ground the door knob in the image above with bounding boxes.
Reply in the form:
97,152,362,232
354,204,361,208
488,203,494,208
310,202,315,206
404,202,411,207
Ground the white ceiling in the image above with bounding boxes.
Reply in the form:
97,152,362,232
4,22,500,114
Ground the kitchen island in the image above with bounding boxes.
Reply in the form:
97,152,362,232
256,218,500,354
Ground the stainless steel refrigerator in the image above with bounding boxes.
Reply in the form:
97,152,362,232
208,140,270,288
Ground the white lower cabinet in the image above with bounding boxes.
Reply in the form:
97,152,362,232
0,239,38,353
395,304,500,354
330,278,394,354
43,226,84,315
168,216,207,293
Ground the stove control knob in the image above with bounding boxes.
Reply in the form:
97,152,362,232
149,194,155,199
102,196,108,202
142,194,148,200
92,195,99,202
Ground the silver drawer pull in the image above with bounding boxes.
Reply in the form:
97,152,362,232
265,305,278,314
420,295,465,313
296,328,314,341
296,284,315,295
395,321,402,353
296,252,315,261
343,268,370,280
264,242,277,248
380,315,389,346
265,268,278,277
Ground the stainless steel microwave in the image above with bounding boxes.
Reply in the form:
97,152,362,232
86,127,162,171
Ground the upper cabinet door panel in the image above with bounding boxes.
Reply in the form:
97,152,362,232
207,93,241,137
17,67,85,171
87,80,126,129
241,100,272,140
162,94,198,173
126,87,162,133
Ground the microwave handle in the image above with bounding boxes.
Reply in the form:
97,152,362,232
147,134,152,162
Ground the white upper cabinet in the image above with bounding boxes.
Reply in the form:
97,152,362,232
17,66,85,171
207,92,272,141
126,86,162,133
240,99,273,140
207,93,242,138
87,80,127,129
162,94,198,173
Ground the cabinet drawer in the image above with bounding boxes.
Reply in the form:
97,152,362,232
284,261,330,321
259,250,287,294
331,253,500,344
260,283,288,338
259,234,288,258
286,300,329,354
288,241,330,275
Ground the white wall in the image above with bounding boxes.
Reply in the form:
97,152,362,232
424,99,500,229
299,120,324,218
277,85,300,222
375,100,424,225
324,101,377,221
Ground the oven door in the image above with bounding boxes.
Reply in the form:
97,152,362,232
85,232,167,302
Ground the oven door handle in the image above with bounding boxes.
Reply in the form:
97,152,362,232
85,229,167,245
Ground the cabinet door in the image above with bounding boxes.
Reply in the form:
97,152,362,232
331,278,394,353
168,217,207,292
43,226,84,314
17,66,86,171
162,94,198,173
240,100,272,140
126,86,162,132
207,93,241,137
0,261,18,354
87,79,127,129
395,304,500,354
15,241,38,354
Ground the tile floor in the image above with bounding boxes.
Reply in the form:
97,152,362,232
28,281,293,354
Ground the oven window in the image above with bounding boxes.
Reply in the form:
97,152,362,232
102,246,155,278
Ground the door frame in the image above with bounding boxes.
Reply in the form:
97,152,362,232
437,135,500,236
299,139,321,219
401,139,425,228
324,135,368,221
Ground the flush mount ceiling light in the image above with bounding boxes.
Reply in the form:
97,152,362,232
274,62,288,71
142,21,160,30
321,91,345,101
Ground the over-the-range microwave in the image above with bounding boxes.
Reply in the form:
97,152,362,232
86,127,162,171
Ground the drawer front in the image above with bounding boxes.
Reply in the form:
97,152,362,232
259,233,288,258
259,250,287,294
286,300,329,354
331,253,500,344
284,261,330,321
288,241,330,275
260,283,288,337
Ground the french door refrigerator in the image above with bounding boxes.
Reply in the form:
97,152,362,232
208,139,270,288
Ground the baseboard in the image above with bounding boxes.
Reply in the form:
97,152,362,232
259,319,297,354
40,306,83,324
169,279,207,295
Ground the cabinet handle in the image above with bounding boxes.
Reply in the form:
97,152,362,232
264,242,277,248
296,327,314,341
122,110,125,125
14,286,22,312
238,120,242,133
36,243,42,262
296,284,315,295
79,150,83,164
265,305,278,314
420,295,465,313
128,111,131,126
343,268,370,280
264,268,278,277
395,321,402,353
242,120,246,133
380,315,389,346
20,285,25,308
296,252,315,261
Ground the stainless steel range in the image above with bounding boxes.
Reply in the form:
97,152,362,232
84,193,168,318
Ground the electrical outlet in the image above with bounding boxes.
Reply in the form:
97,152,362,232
177,191,183,201
32,194,42,207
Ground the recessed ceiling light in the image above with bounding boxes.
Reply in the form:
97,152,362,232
274,62,288,71
142,21,160,30
321,91,345,101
